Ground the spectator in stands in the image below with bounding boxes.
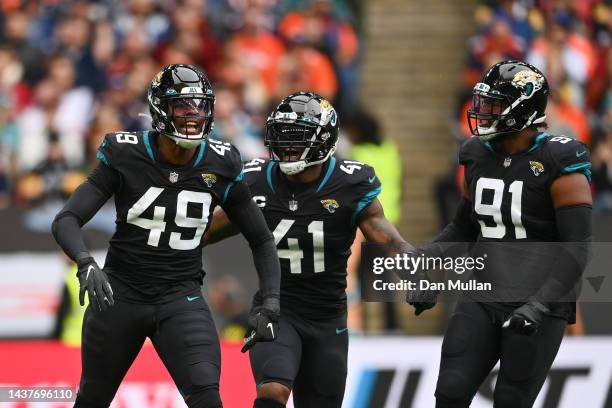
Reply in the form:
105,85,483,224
16,131,85,206
465,17,525,87
226,2,285,101
113,0,170,48
278,0,359,109
546,87,591,144
1,9,45,85
527,11,596,108
210,86,265,160
53,15,109,93
207,275,250,342
343,107,403,332
107,56,157,132
17,57,93,172
276,29,338,102
152,3,221,79
592,105,612,212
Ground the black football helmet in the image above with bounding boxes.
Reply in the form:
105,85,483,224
468,60,549,140
265,92,339,175
147,64,215,148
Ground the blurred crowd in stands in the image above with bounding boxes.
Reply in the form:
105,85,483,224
0,0,364,209
448,0,612,214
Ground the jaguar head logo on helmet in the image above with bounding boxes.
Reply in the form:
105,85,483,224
147,64,215,149
467,60,549,141
264,92,339,175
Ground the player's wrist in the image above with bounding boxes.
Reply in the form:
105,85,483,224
74,252,95,269
261,295,280,317
527,296,550,314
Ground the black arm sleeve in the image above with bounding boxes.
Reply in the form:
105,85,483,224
420,197,479,258
51,163,120,261
223,186,281,300
535,204,592,304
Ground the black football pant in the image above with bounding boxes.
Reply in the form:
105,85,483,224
250,309,348,408
435,301,566,408
75,294,222,408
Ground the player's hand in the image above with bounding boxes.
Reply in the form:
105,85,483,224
404,250,438,316
76,254,114,312
242,296,280,353
503,297,549,335
407,285,438,316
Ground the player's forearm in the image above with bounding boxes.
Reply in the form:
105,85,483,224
52,179,113,262
226,199,281,298
420,197,478,258
203,209,240,246
535,204,592,304
251,236,282,299
52,213,90,261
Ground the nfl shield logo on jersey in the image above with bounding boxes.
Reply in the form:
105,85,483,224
169,171,179,183
289,199,298,212
503,157,512,168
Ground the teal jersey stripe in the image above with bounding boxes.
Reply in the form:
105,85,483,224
143,131,155,161
316,156,336,192
222,167,245,204
483,132,547,153
527,132,548,153
266,161,276,193
351,185,382,226
193,140,207,168
562,161,592,183
96,150,109,166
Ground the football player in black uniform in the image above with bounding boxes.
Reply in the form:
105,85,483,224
51,64,281,408
408,60,592,408
204,92,413,408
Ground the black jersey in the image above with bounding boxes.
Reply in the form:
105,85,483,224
243,157,381,319
96,131,244,301
459,132,591,321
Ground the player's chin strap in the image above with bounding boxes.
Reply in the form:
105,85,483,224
167,134,205,149
156,126,207,149
278,142,337,175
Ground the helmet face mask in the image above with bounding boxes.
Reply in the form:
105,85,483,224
468,93,513,137
265,92,339,175
148,64,215,149
164,96,213,138
467,60,549,141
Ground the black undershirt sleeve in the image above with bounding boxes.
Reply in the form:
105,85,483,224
222,182,281,300
420,197,479,258
535,204,592,304
51,163,120,261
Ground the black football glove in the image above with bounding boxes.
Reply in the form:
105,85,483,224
407,283,439,316
404,250,439,316
503,297,549,336
242,296,280,353
76,253,114,312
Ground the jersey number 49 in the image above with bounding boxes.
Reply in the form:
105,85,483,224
127,187,211,250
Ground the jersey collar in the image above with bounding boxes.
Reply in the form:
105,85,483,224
266,156,337,196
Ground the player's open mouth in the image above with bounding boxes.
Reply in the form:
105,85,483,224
281,149,303,162
178,120,203,134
